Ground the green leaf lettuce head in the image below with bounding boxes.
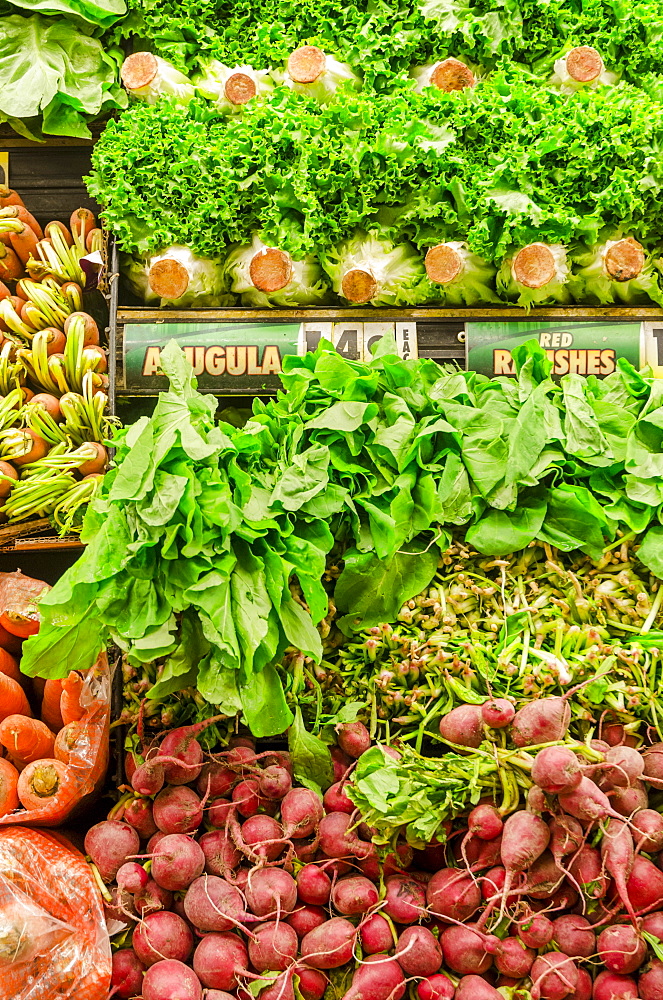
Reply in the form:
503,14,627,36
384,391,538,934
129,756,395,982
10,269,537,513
0,14,127,139
497,243,572,309
321,230,432,306
223,235,332,308
422,240,500,306
276,53,362,104
567,236,663,307
123,246,234,307
123,53,196,105
194,59,274,113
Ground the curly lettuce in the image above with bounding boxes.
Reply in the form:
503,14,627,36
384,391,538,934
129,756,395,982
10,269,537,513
321,230,431,307
497,243,572,310
123,246,233,307
122,54,196,105
423,241,499,305
195,60,274,112
223,235,331,307
568,237,663,307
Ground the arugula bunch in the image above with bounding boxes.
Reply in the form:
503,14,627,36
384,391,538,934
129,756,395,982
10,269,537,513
20,337,663,737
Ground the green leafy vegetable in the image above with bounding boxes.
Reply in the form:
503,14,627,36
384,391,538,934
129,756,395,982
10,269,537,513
288,707,334,796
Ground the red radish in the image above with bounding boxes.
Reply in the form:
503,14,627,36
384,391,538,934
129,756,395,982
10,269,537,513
633,809,663,852
132,758,165,796
248,921,298,972
499,811,550,909
454,975,501,1000
568,845,607,899
462,833,503,870
104,886,136,923
295,968,327,1000
517,912,553,949
467,803,503,840
640,959,663,999
259,765,292,799
644,743,663,784
360,913,394,954
598,924,647,975
232,778,262,817
116,862,149,894
416,975,454,1000
531,746,581,794
296,864,331,905
601,818,637,923
134,878,172,916
331,745,354,781
192,933,248,991
153,785,203,834
323,781,355,814
574,968,592,1000
151,833,205,892
481,866,506,900
124,796,158,839
510,696,571,748
643,911,663,939
335,721,370,759
341,954,405,1000
524,850,563,898
551,915,595,958
559,776,624,822
281,787,324,838
209,798,234,827
395,925,442,976
84,819,140,882
111,949,145,999
197,762,236,798
439,704,484,748
242,815,284,861
287,904,326,938
158,717,222,784
142,959,202,1000
184,875,246,931
300,917,356,969
612,781,649,815
626,854,663,913
481,698,515,728
426,867,481,922
548,815,584,866
199,830,241,877
530,952,578,999
383,874,426,923
133,910,194,967
245,868,297,917
494,936,535,977
592,970,638,1000
255,972,294,1000
319,811,373,859
603,745,645,787
331,876,378,916
440,924,493,975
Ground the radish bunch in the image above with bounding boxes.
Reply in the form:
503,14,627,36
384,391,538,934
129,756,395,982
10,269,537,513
87,714,663,1000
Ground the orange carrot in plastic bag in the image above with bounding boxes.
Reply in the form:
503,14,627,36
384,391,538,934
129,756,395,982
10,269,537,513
0,672,32,723
41,678,63,731
60,671,85,725
0,715,55,765
0,758,18,815
0,825,111,999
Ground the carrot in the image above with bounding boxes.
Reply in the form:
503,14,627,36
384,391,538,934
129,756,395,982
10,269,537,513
0,647,20,682
0,672,32,723
41,678,64,731
61,670,85,724
0,620,22,654
0,280,10,301
0,242,24,282
64,310,99,346
86,227,103,252
0,205,43,239
54,719,90,763
44,220,72,245
70,207,96,243
0,714,55,765
9,222,40,265
0,757,18,815
17,757,76,811
0,186,24,208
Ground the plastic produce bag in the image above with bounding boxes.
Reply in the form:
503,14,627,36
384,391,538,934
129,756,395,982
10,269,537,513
0,651,110,827
0,826,111,999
